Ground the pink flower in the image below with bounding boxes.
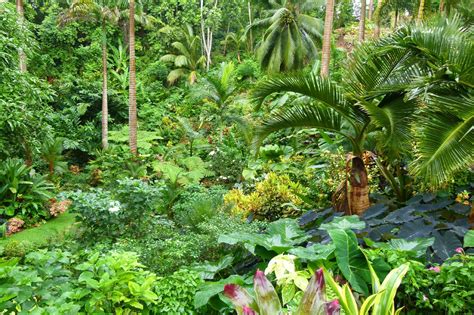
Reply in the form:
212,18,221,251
326,299,341,315
242,306,257,315
455,247,464,254
428,266,441,272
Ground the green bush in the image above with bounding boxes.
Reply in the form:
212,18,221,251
154,269,204,314
68,179,163,241
172,185,227,228
0,158,54,223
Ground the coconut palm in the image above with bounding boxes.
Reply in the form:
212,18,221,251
128,0,137,154
16,0,27,72
320,0,334,77
249,0,324,73
60,0,119,149
160,24,206,85
252,17,473,215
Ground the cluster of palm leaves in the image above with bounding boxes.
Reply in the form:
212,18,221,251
252,16,473,214
159,25,206,85
249,0,324,72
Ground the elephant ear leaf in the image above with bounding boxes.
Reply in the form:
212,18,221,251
464,230,474,247
327,229,371,295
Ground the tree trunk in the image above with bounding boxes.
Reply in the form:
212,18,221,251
48,160,54,177
373,0,386,39
128,0,138,155
101,21,109,149
417,0,425,22
16,0,27,73
248,0,253,53
439,0,445,14
359,0,366,42
393,7,398,29
368,0,374,20
348,156,370,215
320,0,335,77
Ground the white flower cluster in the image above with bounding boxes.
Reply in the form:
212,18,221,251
108,201,121,213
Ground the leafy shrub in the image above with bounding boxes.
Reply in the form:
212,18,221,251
154,269,204,314
172,184,227,228
68,179,162,240
224,173,308,221
369,249,474,314
0,158,54,222
75,251,158,313
115,213,265,275
0,249,81,313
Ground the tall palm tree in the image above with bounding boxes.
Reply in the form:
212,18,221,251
159,25,206,85
320,0,335,77
252,17,473,215
128,0,137,154
249,0,324,73
16,0,27,73
60,0,118,149
417,0,425,21
359,0,366,42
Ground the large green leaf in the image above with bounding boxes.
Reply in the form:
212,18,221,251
327,229,371,295
218,219,310,254
320,215,366,231
288,243,335,261
464,230,474,247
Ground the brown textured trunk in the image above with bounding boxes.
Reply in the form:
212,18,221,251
393,8,399,29
417,0,425,21
48,161,54,177
16,0,27,73
101,21,108,149
320,0,335,77
359,0,366,42
368,0,374,20
373,0,385,39
128,0,138,154
349,156,370,215
439,0,445,14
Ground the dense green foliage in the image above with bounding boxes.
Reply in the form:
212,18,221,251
0,0,473,314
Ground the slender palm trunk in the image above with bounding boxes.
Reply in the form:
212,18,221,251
393,8,399,29
248,0,253,52
349,156,370,215
417,0,425,21
359,0,366,42
368,0,374,20
439,0,445,14
128,0,138,154
101,21,109,149
320,0,335,77
373,0,385,39
16,0,27,73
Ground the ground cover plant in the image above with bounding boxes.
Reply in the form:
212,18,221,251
0,0,473,314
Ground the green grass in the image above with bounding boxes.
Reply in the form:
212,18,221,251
0,212,77,248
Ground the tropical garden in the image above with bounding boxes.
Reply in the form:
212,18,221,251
0,0,473,313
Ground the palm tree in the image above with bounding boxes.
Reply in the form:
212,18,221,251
252,17,473,215
128,0,137,154
417,0,425,21
60,0,118,149
249,0,324,73
16,0,27,72
320,0,335,77
359,0,366,42
159,25,206,85
192,62,250,142
221,30,247,62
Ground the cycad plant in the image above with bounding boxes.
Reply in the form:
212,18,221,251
160,24,206,85
249,0,324,72
252,16,473,215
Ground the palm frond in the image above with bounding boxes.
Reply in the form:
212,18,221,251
253,104,351,150
411,94,474,187
252,73,361,124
